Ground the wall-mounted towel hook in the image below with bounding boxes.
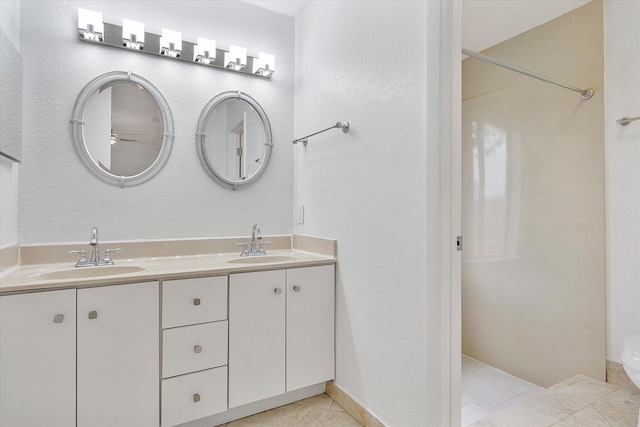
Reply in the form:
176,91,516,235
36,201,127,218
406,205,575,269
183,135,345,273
617,116,640,126
293,121,350,146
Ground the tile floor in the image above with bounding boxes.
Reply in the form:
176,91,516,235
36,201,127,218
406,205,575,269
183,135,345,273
216,393,362,427
470,374,640,427
462,355,544,426
214,361,640,427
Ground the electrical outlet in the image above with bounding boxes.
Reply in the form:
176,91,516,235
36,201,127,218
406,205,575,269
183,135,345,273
297,204,305,224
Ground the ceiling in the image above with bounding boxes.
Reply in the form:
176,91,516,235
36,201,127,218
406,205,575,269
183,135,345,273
240,0,307,17
239,0,591,52
462,0,592,52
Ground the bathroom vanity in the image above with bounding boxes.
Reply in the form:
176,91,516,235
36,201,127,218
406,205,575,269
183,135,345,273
0,236,336,427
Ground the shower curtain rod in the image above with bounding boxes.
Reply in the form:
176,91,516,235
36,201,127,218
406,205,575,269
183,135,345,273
462,48,594,100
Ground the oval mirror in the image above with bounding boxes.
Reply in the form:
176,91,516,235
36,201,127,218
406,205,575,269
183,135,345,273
70,71,174,187
196,91,272,190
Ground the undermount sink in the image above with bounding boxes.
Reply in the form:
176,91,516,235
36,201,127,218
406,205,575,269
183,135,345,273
227,255,301,264
32,265,145,281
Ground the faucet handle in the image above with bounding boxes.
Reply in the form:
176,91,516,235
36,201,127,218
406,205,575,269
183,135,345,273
235,242,249,256
257,241,271,254
68,249,87,262
102,248,122,264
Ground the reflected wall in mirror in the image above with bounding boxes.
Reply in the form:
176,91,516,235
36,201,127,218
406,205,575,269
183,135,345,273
70,71,174,187
196,91,272,190
0,3,23,163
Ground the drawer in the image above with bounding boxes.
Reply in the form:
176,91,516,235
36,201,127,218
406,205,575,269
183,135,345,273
161,366,227,427
163,276,227,328
163,321,228,378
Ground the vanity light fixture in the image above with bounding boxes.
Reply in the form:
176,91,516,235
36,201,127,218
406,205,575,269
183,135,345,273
78,8,104,42
253,52,275,77
77,9,274,78
122,19,145,50
160,29,182,58
225,45,247,71
194,37,216,64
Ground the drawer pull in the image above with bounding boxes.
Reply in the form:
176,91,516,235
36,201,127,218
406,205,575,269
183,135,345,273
193,393,201,403
88,311,98,320
194,345,202,353
193,298,201,306
293,285,301,292
53,314,64,323
274,288,282,295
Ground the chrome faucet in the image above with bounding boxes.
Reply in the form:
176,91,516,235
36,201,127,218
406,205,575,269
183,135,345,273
236,224,270,256
250,224,262,253
89,226,100,264
69,226,122,267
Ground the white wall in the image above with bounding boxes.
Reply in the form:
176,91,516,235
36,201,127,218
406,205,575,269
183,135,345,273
18,0,294,244
294,2,442,425
604,0,640,363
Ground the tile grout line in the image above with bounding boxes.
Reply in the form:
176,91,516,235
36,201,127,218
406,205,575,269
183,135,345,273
591,403,616,427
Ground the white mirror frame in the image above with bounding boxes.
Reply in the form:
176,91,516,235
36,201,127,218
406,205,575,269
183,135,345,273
70,71,175,187
196,90,273,190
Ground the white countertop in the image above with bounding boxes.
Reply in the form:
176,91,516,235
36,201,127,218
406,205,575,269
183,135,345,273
0,249,336,294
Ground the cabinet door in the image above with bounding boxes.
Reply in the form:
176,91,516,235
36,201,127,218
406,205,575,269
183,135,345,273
229,270,286,408
0,290,76,427
77,282,159,427
286,265,335,391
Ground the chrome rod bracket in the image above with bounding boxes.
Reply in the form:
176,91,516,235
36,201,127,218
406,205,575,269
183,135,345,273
581,89,594,100
617,116,640,126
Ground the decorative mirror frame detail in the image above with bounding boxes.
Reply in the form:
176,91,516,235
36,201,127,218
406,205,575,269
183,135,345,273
196,91,273,190
70,71,175,187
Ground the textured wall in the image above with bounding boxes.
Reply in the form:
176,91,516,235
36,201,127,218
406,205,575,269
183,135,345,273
294,2,442,425
604,0,640,363
18,1,294,244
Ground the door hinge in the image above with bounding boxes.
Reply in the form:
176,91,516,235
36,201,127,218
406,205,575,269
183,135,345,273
456,236,463,251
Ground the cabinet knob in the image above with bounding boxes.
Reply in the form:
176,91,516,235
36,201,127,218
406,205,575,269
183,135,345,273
53,314,64,323
293,285,301,292
193,393,201,403
194,345,202,353
274,288,282,295
193,298,201,306
88,311,98,320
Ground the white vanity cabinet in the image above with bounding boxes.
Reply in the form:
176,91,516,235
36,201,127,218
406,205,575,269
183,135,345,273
161,276,228,427
229,265,335,409
77,281,159,427
0,289,77,427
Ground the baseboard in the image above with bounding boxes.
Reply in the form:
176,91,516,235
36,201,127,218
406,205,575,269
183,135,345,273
606,360,639,393
325,381,385,427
